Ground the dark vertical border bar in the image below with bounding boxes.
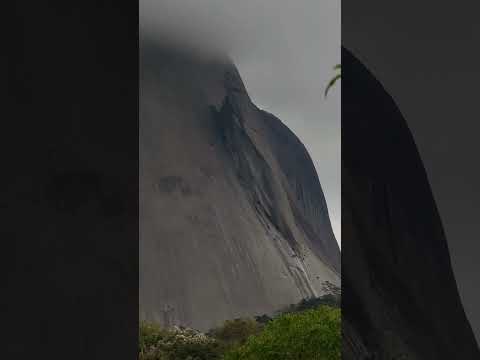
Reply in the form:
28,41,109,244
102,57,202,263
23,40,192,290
4,2,138,358
342,0,480,358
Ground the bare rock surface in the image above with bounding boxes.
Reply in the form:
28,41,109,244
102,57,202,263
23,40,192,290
139,41,340,331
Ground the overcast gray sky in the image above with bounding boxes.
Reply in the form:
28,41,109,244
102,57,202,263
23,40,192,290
140,0,341,244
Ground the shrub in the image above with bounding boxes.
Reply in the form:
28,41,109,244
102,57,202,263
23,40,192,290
139,322,167,355
208,318,263,349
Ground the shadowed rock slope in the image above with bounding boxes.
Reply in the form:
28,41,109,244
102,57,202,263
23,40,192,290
140,41,340,331
342,47,480,359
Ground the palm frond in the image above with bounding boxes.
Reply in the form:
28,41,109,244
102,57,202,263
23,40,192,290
324,73,341,98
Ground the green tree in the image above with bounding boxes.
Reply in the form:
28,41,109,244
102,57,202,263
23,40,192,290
224,306,341,360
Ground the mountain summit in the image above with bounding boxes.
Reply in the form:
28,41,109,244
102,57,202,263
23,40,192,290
139,41,340,330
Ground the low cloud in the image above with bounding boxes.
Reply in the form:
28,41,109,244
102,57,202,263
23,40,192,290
140,0,341,243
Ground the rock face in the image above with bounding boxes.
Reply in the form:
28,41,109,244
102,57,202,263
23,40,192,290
139,41,340,331
342,47,480,359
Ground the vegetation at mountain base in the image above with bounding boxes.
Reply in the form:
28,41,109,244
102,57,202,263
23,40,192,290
280,293,340,315
207,318,263,349
139,323,224,360
224,306,340,360
139,293,341,360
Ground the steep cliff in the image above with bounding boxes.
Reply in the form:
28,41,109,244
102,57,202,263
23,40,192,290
342,47,480,359
139,41,340,331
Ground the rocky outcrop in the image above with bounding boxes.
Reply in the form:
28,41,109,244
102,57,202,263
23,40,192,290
139,41,340,331
342,47,480,359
